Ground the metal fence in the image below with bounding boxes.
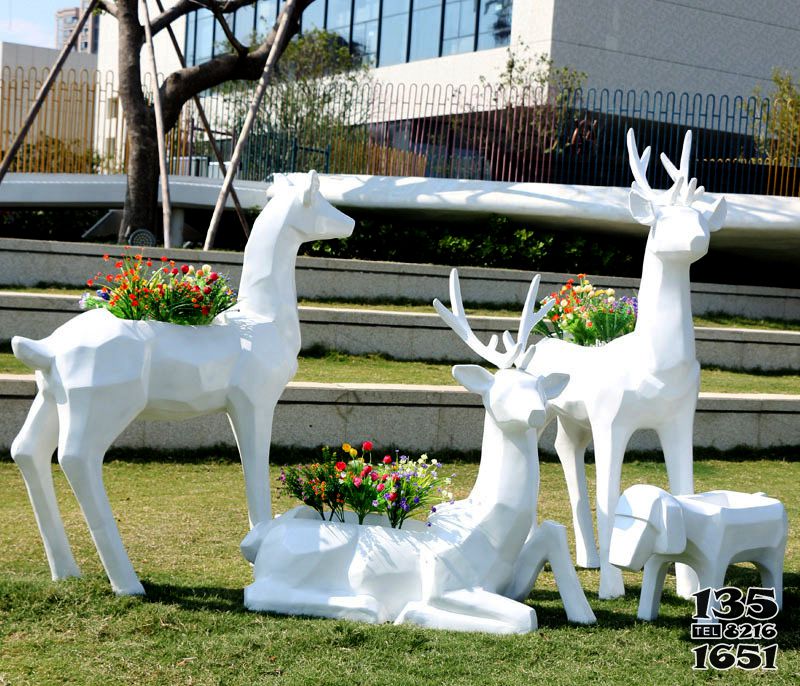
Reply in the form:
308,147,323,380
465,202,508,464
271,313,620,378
1,67,798,197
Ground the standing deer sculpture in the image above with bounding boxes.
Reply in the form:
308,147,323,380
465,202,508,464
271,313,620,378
240,269,595,633
10,170,355,596
525,130,727,599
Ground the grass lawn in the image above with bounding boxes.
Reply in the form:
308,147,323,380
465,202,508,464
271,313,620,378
0,457,797,685
3,287,799,332
2,349,798,394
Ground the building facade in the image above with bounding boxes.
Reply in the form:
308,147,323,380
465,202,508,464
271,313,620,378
55,1,100,54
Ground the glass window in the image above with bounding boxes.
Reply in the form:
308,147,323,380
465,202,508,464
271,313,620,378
185,10,196,65
442,0,477,56
194,9,214,64
409,0,442,62
477,0,512,50
256,0,278,38
327,0,352,32
302,0,326,31
234,5,256,45
378,0,410,67
352,0,379,64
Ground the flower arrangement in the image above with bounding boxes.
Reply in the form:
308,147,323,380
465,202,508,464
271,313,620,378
534,273,637,346
279,441,454,529
80,252,236,325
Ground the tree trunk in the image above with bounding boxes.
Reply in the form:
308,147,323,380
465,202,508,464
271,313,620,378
116,0,159,243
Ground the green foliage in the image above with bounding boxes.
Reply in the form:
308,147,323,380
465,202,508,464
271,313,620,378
301,213,640,275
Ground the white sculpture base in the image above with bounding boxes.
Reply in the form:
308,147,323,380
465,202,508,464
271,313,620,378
609,486,788,621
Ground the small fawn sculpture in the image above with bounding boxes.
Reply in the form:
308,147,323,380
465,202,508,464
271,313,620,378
525,130,727,599
10,170,354,595
241,269,595,633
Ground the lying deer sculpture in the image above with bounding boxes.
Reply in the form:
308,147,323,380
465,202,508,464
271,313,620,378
525,130,727,599
241,269,595,633
10,170,354,595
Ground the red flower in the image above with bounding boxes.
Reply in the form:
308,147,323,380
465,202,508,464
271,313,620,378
86,279,93,287
335,461,347,472
362,440,373,451
115,261,123,268
146,260,152,267
171,268,179,275
387,492,398,502
161,256,168,262
103,254,109,261
360,464,372,477
383,455,392,464
208,272,219,282
201,306,210,316
376,483,385,492
181,264,189,274
203,286,212,295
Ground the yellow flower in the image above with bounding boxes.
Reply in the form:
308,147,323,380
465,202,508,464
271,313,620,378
607,288,615,295
349,448,358,458
342,443,351,452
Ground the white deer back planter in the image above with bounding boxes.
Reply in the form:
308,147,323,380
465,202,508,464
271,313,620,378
10,170,354,595
242,270,596,633
609,485,788,621
525,130,727,599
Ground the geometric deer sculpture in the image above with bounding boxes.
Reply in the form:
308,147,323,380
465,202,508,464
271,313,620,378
10,170,354,595
240,269,595,633
610,485,788,621
524,130,727,599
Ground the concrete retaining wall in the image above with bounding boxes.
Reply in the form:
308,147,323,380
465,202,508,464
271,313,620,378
1,375,797,454
3,292,799,372
2,237,798,320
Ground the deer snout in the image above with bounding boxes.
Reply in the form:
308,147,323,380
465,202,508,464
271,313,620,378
526,407,547,428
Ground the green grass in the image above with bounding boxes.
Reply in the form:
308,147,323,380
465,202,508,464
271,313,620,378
0,457,798,685
3,286,799,331
3,349,798,394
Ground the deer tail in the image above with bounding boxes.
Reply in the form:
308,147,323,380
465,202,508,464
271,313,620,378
11,336,53,371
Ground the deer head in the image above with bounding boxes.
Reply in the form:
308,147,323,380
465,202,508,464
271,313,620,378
627,129,726,263
434,269,568,432
273,170,355,241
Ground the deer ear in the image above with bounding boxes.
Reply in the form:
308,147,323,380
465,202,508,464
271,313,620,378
302,170,320,207
452,364,494,396
629,188,655,226
541,372,570,400
704,197,726,232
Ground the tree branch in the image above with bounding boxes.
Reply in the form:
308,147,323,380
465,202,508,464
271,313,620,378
96,0,118,17
204,1,248,57
150,0,255,36
159,0,314,129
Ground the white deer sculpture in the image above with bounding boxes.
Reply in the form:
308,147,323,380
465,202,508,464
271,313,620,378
525,130,727,599
10,170,354,596
241,269,595,633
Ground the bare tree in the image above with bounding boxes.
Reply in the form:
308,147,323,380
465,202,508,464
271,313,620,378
97,0,315,242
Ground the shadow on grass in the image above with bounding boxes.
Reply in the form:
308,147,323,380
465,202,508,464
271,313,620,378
142,579,247,614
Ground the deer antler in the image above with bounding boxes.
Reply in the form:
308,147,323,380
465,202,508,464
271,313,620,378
627,129,705,207
434,269,554,370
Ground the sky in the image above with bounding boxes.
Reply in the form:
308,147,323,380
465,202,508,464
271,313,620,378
0,0,74,49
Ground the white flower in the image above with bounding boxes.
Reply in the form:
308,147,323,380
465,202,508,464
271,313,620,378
607,296,615,303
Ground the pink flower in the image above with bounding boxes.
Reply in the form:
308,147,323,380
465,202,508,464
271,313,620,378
376,483,385,492
383,455,392,464
370,472,378,481
362,440,373,451
353,477,362,488
360,464,372,477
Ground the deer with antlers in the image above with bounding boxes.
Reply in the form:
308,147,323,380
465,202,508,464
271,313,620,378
524,130,727,599
241,270,595,633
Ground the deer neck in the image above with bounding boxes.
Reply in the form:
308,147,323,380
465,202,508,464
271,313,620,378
236,197,301,342
633,239,696,370
468,414,539,522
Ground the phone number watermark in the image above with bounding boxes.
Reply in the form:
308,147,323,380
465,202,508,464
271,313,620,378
690,586,779,671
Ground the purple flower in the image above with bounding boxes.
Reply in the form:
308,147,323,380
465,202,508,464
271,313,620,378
96,289,110,300
413,496,420,504
430,506,437,513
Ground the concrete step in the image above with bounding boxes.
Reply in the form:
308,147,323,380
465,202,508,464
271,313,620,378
2,237,799,321
2,291,799,372
1,375,797,454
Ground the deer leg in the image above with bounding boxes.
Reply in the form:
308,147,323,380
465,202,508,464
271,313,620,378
657,417,699,598
227,395,276,528
245,579,383,623
637,555,671,621
397,588,537,634
11,391,80,580
554,416,598,568
591,424,630,599
753,547,786,611
56,390,146,596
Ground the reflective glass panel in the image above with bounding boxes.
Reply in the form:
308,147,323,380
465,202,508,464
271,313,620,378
185,10,196,65
302,0,326,30
256,0,279,37
234,5,256,45
327,0,352,32
409,5,442,61
378,13,409,66
194,9,214,64
442,0,476,55
477,0,512,50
